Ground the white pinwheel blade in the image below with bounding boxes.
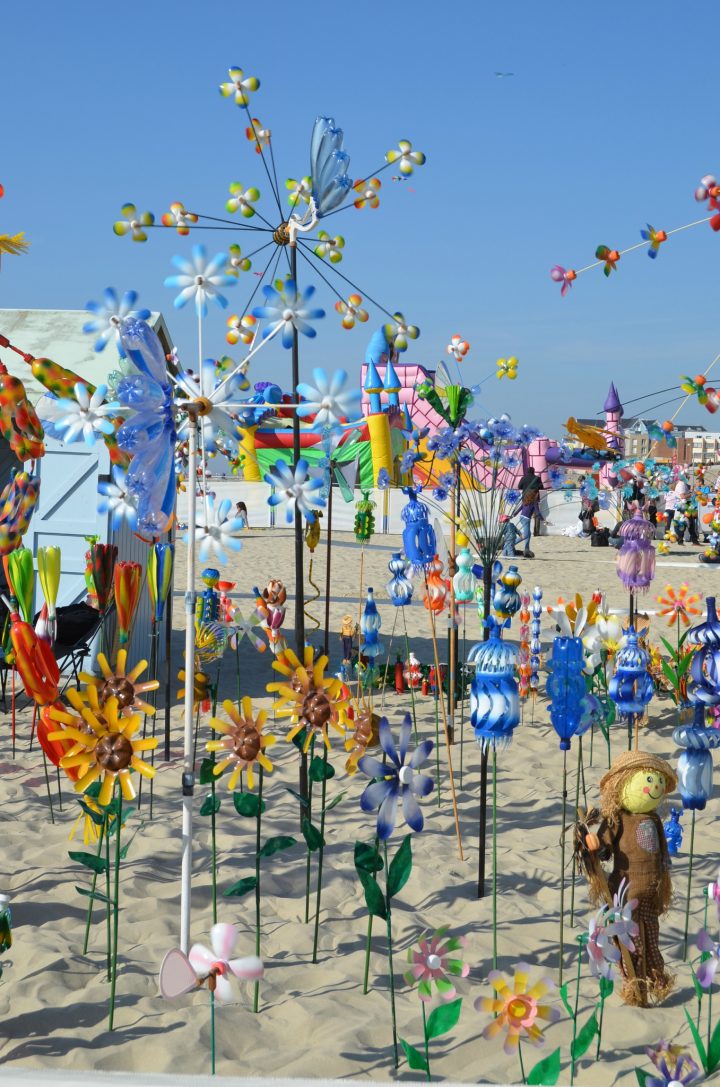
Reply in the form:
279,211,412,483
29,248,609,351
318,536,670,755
159,948,198,999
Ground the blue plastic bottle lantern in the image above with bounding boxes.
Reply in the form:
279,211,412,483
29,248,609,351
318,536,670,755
401,488,436,571
662,807,684,856
453,548,476,603
492,565,522,622
360,587,383,662
546,636,591,750
672,702,720,810
468,623,519,750
386,552,413,606
688,596,720,705
608,627,654,717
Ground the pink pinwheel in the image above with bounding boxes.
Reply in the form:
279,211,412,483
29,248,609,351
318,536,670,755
586,879,638,980
404,926,469,1001
188,923,263,1003
447,334,470,362
696,929,720,989
550,265,577,296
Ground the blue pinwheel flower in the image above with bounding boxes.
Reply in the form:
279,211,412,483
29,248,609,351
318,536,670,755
264,457,325,523
253,279,325,348
83,288,150,356
164,245,236,317
357,714,434,839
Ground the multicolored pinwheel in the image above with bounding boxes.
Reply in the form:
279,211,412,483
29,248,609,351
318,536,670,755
161,202,198,235
335,294,368,329
113,203,154,242
447,334,470,362
640,223,667,258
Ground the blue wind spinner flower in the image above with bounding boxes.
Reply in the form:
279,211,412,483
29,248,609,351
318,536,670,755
83,287,150,356
358,713,434,839
164,245,236,317
253,279,325,348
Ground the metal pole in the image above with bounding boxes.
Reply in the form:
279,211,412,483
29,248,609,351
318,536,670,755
290,243,308,813
323,480,333,658
180,408,199,953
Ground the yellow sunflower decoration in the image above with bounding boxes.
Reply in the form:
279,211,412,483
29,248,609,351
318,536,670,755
79,649,159,718
207,696,275,790
267,645,351,752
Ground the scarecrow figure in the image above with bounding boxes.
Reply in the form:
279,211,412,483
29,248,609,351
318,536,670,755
339,614,358,663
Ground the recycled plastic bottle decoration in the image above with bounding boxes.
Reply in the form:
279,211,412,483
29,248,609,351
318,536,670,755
401,487,436,571
91,542,118,615
354,491,376,543
672,701,720,810
530,587,543,695
518,592,531,700
616,512,656,593
662,807,684,856
114,561,142,647
360,587,383,685
196,568,221,625
453,547,476,603
386,552,413,606
423,555,449,614
254,578,287,655
687,595,720,705
546,636,595,750
468,618,520,750
608,627,654,720
492,564,522,622
148,542,175,623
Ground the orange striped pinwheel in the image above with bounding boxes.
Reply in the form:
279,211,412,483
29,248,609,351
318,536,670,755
656,583,702,627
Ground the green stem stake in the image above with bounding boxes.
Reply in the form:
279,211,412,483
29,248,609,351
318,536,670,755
312,746,329,964
596,990,605,1060
459,614,466,789
41,751,55,824
492,745,498,971
210,988,216,1076
570,939,582,1086
421,1002,431,1082
570,739,583,929
384,841,399,1069
253,766,264,1014
82,818,106,955
683,809,697,960
108,788,122,1032
105,812,112,981
518,1038,526,1085
362,837,380,995
304,736,315,925
210,683,219,925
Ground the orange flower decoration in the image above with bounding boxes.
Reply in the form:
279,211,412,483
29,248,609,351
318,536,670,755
475,963,560,1056
656,583,702,627
267,646,351,752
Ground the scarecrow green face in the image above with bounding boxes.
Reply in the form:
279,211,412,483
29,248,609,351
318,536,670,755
621,769,668,814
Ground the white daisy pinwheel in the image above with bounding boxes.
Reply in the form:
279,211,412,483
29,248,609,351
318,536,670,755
164,245,237,317
40,383,121,446
83,288,150,355
188,922,263,1004
97,466,137,529
175,358,240,454
265,458,325,523
385,139,426,176
231,607,267,653
187,495,245,564
296,367,361,429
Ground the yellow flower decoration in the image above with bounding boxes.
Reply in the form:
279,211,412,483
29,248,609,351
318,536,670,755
207,696,275,790
267,645,351,752
47,688,157,805
656,583,702,627
548,592,598,637
79,649,159,718
177,668,211,712
475,963,560,1055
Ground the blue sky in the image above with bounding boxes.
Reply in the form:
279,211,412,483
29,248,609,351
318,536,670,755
2,0,718,434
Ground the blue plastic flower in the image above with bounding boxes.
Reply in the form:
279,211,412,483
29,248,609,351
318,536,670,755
501,448,522,471
264,457,325,523
358,714,434,839
402,424,430,447
164,245,236,317
377,467,390,489
83,288,150,356
400,449,420,473
547,465,566,489
427,428,459,460
487,415,517,441
97,466,137,529
506,488,521,506
517,424,543,446
296,367,361,429
253,279,325,348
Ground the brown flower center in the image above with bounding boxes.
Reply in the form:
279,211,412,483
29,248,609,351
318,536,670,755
301,688,332,730
231,721,261,762
100,677,136,709
95,733,134,772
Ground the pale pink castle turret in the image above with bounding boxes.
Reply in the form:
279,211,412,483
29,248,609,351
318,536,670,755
601,381,623,487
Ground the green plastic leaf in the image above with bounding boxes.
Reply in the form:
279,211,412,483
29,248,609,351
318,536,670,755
571,1011,598,1061
598,976,614,1000
659,636,679,661
323,789,347,814
684,1006,708,1073
258,835,297,859
75,885,113,905
635,1070,652,1087
285,787,309,809
559,982,574,1020
387,835,413,899
68,851,109,875
426,997,462,1040
527,1047,561,1086
223,876,258,898
358,869,386,920
291,727,308,752
400,1039,428,1073
233,792,266,818
85,780,103,800
199,758,216,785
309,755,335,782
708,1015,720,1073
690,966,704,1003
302,818,325,852
660,660,679,691
354,840,383,874
78,800,104,827
199,793,221,817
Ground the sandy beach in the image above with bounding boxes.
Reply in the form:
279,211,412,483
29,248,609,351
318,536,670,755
1,529,718,1086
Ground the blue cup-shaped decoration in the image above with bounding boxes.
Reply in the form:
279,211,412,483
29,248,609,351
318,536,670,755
468,627,519,751
401,488,436,571
546,636,588,750
608,627,654,717
688,596,720,705
387,552,413,606
672,702,720,810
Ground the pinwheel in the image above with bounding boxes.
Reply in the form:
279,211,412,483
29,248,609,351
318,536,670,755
496,356,518,380
264,457,325,524
313,231,345,263
230,607,267,654
187,495,245,565
386,139,427,175
97,466,137,529
39,383,120,446
164,245,236,316
640,223,667,258
596,245,620,276
550,265,577,296
296,367,361,429
447,334,470,362
226,244,251,275
0,232,28,258
218,66,261,108
252,279,325,347
680,374,719,413
695,173,720,228
310,116,353,215
225,183,260,218
245,119,271,153
384,312,419,353
353,178,381,209
174,357,241,454
357,713,434,839
113,203,154,242
226,313,257,345
285,176,312,207
334,293,368,329
0,364,44,462
83,288,150,354
161,202,198,235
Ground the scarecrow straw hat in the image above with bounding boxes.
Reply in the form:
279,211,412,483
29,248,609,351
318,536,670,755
599,750,677,797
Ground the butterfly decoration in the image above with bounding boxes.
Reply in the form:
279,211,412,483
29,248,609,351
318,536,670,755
496,356,519,380
417,359,472,428
447,334,470,362
595,245,620,276
550,265,576,296
640,223,667,258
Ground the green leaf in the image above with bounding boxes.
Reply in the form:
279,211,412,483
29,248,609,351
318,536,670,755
684,1006,708,1073
571,1011,598,1061
118,825,142,860
354,840,383,874
708,1014,720,1073
233,791,266,818
559,982,574,1020
74,885,113,905
285,786,309,809
258,835,297,859
635,1070,654,1087
291,727,308,752
426,997,462,1040
85,780,103,800
199,758,216,785
358,869,386,920
387,835,413,899
68,851,108,875
322,789,347,814
309,755,335,782
400,1039,428,1073
598,976,614,1000
199,793,221,817
659,636,679,661
660,661,680,691
678,652,695,678
78,800,104,827
302,817,325,852
690,966,704,1003
527,1047,561,1086
223,876,258,898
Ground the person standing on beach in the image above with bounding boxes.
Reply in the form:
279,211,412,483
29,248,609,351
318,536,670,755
517,467,542,558
235,501,249,529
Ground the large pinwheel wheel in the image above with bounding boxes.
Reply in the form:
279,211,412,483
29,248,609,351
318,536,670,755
165,245,236,316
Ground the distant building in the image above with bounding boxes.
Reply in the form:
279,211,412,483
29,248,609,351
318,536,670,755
622,419,706,463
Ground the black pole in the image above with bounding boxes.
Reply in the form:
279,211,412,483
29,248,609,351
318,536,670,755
290,243,308,816
478,564,493,898
163,538,174,761
323,479,333,658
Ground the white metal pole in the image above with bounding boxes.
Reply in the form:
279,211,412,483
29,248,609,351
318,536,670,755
180,408,198,953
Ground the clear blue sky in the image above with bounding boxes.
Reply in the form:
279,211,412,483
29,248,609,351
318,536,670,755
2,0,718,434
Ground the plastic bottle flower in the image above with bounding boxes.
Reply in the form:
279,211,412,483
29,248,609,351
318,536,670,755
78,650,159,719
226,313,256,345
656,584,703,627
310,116,353,215
225,183,260,218
164,245,236,316
475,963,560,1055
161,201,198,235
357,713,434,839
189,922,263,1004
97,466,137,529
353,178,381,209
40,383,121,446
264,458,325,524
267,645,351,752
334,294,368,330
207,697,275,791
695,930,720,988
252,279,325,347
187,495,245,564
404,927,469,1001
285,176,312,207
384,312,420,353
548,594,599,638
225,243,251,276
313,231,345,263
386,140,426,175
447,334,470,362
83,288,150,354
296,367,361,429
643,1042,701,1087
113,203,154,242
218,66,260,106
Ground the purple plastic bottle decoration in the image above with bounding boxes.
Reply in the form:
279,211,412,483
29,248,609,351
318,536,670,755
616,512,656,593
687,596,720,705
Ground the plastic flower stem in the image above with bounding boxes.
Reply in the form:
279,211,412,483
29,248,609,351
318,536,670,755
356,545,365,703
518,1038,526,1085
311,745,329,964
41,750,55,825
138,619,159,817
380,609,399,712
82,817,106,955
459,611,467,788
105,810,112,981
304,736,315,924
570,937,582,1086
492,744,498,971
421,1002,432,1082
402,609,419,743
427,605,464,860
570,740,583,928
595,982,604,1059
210,988,216,1076
383,840,399,1069
253,765,264,1014
362,835,380,995
559,747,568,986
682,809,697,960
210,683,219,925
108,787,122,1032
708,971,713,1064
